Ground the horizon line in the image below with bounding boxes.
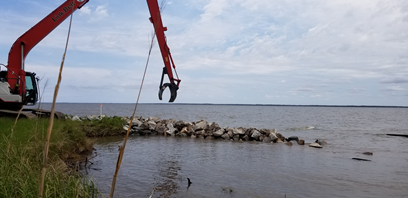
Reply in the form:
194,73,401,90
37,102,408,108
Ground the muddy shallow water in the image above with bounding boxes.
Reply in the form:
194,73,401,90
43,104,408,197
86,134,407,198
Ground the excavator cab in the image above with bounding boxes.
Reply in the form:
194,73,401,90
23,72,39,106
0,70,38,109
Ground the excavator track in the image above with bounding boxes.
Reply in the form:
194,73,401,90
30,109,66,120
0,109,65,120
0,109,38,119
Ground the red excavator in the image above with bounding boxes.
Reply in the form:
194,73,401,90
0,0,180,119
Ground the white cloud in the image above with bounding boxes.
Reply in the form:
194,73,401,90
384,86,406,91
1,0,408,105
95,5,109,19
79,6,91,15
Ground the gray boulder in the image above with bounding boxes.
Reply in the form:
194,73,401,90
131,118,143,127
261,129,271,136
87,115,101,120
233,127,246,135
71,115,81,121
221,133,230,140
166,123,176,136
148,116,160,122
147,121,157,131
259,135,265,142
263,136,271,143
195,130,205,137
213,128,225,137
155,123,166,134
194,120,208,131
269,132,278,142
242,135,250,141
209,122,221,132
251,130,261,140
227,131,234,138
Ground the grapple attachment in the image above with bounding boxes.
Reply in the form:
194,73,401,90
158,82,178,102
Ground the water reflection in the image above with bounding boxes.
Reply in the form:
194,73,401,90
152,160,181,198
87,134,408,198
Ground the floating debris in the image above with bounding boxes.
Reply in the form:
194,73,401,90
352,158,371,161
386,134,408,138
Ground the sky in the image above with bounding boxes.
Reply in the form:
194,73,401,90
0,0,407,106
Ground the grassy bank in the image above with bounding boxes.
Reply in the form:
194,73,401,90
0,116,123,197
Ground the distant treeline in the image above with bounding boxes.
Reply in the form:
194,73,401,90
41,102,408,108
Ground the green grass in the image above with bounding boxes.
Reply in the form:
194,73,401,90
0,117,98,198
81,116,126,137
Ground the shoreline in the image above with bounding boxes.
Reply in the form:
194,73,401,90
68,115,326,147
36,102,408,108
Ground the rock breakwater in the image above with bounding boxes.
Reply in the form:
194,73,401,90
123,116,296,144
67,115,327,147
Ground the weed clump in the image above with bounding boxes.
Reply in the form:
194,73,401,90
0,117,98,197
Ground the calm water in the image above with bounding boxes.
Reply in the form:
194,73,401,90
38,103,408,197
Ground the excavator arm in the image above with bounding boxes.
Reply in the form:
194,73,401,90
146,0,181,102
2,0,178,109
6,0,89,103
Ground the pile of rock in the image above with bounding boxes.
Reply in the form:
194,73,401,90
123,116,304,144
66,115,327,147
66,115,105,121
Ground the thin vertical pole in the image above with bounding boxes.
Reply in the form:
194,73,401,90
100,103,102,117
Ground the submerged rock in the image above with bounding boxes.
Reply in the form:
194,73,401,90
352,158,371,161
315,139,328,146
309,143,322,148
286,136,299,142
276,133,286,142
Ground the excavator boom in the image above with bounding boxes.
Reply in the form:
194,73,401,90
6,0,89,102
1,0,181,119
147,0,181,102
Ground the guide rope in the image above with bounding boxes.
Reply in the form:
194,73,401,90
39,0,75,197
109,31,156,198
